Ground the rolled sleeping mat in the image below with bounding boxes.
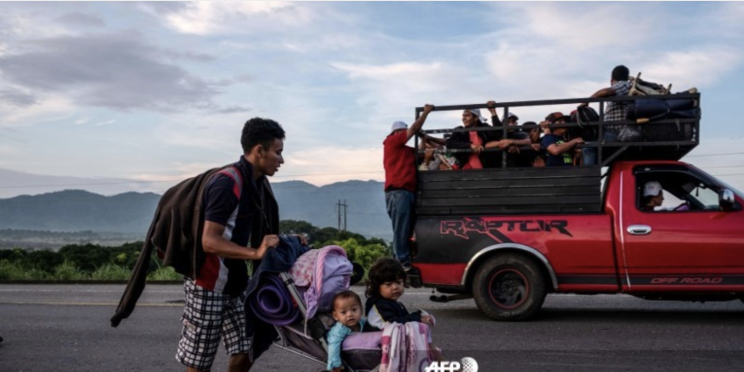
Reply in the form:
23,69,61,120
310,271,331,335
665,98,696,111
627,99,669,120
668,108,700,119
248,274,299,326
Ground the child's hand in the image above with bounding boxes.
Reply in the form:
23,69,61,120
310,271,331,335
421,315,434,326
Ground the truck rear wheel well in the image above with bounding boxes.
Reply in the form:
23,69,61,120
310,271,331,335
464,248,555,294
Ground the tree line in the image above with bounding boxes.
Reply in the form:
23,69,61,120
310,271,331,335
0,220,390,281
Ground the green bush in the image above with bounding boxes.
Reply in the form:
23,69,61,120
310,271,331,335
91,264,131,281
53,261,88,281
24,250,64,272
147,267,181,281
0,260,52,280
25,268,52,281
0,259,23,280
59,243,110,273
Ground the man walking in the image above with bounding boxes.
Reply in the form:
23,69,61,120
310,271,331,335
383,104,434,276
175,118,285,372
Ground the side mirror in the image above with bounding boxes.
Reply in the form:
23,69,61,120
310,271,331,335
719,189,735,211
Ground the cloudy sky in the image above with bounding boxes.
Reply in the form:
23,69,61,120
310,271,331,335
1,1,744,197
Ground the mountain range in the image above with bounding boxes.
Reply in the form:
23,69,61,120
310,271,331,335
0,175,391,241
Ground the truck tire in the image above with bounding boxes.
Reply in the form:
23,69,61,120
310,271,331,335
472,253,546,321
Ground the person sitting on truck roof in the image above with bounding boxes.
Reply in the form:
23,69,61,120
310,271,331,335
540,112,584,167
445,103,503,169
641,181,664,211
579,65,641,164
580,65,639,139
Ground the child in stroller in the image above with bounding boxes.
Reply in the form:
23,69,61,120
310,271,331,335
253,243,381,372
327,290,380,372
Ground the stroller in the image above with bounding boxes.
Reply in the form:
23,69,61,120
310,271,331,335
247,243,382,372
272,271,382,372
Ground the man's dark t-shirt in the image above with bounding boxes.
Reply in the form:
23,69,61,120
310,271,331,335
541,134,573,166
197,157,257,295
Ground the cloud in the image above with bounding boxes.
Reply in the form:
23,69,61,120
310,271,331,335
637,49,742,89
494,3,656,49
54,13,105,28
0,89,37,107
0,32,245,113
94,119,116,126
330,61,473,115
158,2,310,35
280,146,384,186
0,96,77,128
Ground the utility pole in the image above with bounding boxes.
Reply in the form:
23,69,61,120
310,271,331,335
337,199,348,231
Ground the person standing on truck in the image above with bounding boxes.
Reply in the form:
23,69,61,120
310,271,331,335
383,104,435,273
541,112,584,166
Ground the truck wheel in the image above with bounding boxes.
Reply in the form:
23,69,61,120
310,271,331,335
472,253,546,321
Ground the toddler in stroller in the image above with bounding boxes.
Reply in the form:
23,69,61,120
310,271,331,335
326,290,381,372
250,245,382,372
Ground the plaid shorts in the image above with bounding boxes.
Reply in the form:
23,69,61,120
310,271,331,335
175,278,251,370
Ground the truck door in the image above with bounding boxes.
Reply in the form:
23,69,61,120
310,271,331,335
621,165,744,291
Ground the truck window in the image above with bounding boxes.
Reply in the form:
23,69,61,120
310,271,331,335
635,171,722,212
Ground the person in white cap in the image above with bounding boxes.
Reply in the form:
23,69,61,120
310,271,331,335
642,181,664,211
383,104,435,273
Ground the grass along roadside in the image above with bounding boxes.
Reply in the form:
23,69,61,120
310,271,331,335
0,259,181,282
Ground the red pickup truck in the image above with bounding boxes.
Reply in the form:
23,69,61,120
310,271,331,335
409,94,744,321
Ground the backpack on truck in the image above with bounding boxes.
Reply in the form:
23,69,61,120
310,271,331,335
629,72,672,96
625,70,700,142
569,106,600,142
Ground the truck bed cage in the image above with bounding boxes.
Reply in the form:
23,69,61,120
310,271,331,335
413,93,700,216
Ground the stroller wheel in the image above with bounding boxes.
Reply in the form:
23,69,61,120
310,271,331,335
307,316,326,340
350,262,364,286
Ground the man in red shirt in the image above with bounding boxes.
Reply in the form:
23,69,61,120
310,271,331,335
383,104,434,271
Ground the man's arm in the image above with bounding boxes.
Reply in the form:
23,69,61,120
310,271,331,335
486,100,503,127
546,138,584,156
202,221,278,260
406,104,435,140
579,87,617,107
419,133,447,146
485,137,532,150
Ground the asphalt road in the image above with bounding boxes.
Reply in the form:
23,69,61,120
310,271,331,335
2,284,744,372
